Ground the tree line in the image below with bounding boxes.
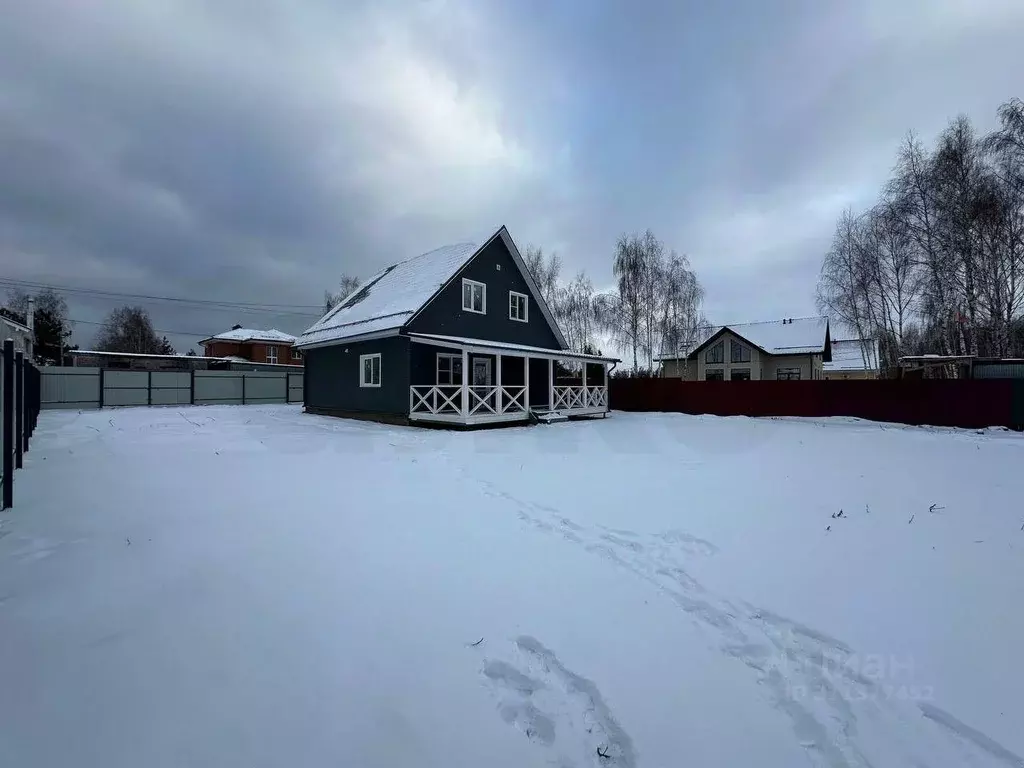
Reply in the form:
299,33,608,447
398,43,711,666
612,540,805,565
324,231,708,373
817,98,1024,369
6,288,178,361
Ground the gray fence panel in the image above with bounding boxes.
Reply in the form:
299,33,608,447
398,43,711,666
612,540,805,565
39,367,302,408
150,371,191,405
42,367,101,409
288,373,303,403
103,370,149,406
244,373,287,402
151,371,191,388
194,371,244,404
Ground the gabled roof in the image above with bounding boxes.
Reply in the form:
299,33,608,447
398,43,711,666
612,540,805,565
296,225,567,349
662,317,831,360
200,328,297,344
825,339,880,372
0,310,31,334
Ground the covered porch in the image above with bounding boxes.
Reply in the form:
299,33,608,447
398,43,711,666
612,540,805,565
407,334,618,426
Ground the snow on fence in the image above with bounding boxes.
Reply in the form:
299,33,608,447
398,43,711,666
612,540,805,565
40,368,304,410
1,340,42,510
610,378,1024,431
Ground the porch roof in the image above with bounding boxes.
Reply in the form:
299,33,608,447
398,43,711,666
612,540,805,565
408,333,620,364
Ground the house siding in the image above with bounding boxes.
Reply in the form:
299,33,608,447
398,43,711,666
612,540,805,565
405,236,563,349
304,335,409,415
203,340,303,365
663,333,824,381
696,332,764,380
761,353,823,381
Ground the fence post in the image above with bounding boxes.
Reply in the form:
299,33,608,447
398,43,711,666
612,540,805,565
2,339,13,510
190,369,195,405
242,374,246,405
27,364,37,444
99,367,106,408
148,371,152,406
14,351,23,470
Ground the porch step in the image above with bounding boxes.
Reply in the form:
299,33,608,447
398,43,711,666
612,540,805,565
532,409,569,424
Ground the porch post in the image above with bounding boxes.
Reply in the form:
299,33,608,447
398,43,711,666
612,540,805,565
461,348,469,418
524,356,530,412
496,354,503,414
604,362,609,410
548,358,554,410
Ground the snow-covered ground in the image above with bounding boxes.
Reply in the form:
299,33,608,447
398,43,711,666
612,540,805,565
2,406,1023,768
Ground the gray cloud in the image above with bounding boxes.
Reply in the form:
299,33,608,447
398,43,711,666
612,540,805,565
1,0,1022,351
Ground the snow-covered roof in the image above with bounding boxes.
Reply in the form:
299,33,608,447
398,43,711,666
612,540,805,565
825,339,880,372
409,334,620,363
296,240,486,348
202,328,297,344
296,225,567,349
724,317,829,354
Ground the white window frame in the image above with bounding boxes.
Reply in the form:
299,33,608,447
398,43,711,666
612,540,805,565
266,345,278,364
291,347,302,361
509,291,528,322
462,278,487,314
360,353,381,387
436,353,462,385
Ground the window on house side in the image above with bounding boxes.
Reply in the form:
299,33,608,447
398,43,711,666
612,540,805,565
291,347,302,360
360,353,381,387
730,368,751,381
266,345,278,364
705,341,724,364
730,342,751,363
705,368,725,381
509,291,528,322
777,368,801,380
462,279,486,314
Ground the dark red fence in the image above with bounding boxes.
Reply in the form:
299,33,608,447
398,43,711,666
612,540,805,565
610,378,1024,431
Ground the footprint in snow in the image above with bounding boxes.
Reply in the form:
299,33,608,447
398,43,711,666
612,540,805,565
480,636,637,767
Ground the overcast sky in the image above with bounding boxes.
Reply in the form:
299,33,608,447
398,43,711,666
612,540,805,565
2,0,1023,353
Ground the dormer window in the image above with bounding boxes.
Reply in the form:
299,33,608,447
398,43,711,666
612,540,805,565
462,279,486,314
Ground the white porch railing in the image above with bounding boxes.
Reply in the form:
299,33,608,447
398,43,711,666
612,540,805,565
410,385,528,418
410,385,462,415
552,385,608,411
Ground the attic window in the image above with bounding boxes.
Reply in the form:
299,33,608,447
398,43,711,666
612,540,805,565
730,341,751,363
462,279,486,314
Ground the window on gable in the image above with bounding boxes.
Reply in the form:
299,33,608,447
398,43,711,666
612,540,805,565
266,345,278,364
509,291,528,322
730,341,751,363
360,353,381,387
705,341,724,364
462,279,486,314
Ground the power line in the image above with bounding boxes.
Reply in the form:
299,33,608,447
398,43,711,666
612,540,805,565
0,276,324,316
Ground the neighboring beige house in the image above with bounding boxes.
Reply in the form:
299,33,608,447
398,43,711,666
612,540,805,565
659,317,831,381
824,337,880,380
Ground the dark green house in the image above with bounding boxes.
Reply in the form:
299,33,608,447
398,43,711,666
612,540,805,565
297,226,618,427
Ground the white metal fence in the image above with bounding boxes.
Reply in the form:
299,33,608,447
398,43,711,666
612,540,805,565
41,367,303,410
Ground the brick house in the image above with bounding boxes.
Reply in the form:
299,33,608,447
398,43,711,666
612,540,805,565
198,326,303,365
